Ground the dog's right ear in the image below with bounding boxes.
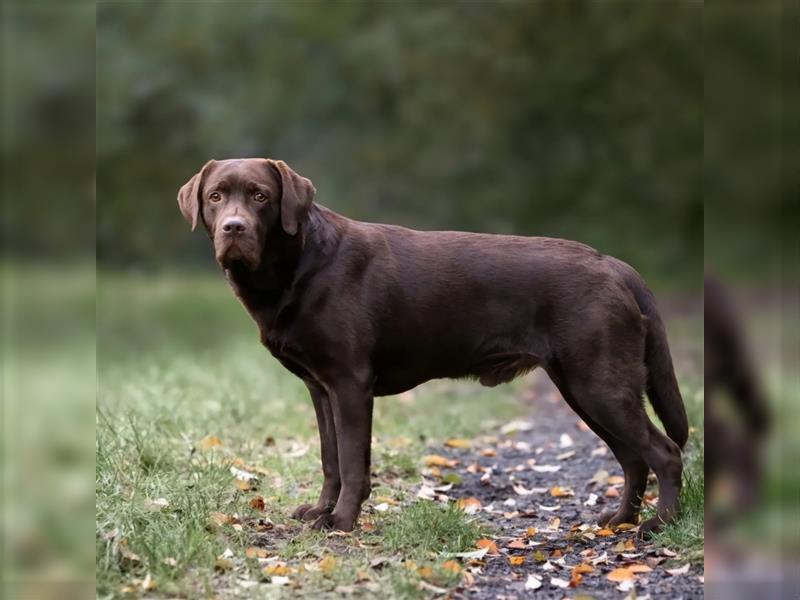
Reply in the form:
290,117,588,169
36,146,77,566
177,160,215,231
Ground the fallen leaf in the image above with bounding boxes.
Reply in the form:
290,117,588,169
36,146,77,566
319,555,337,576
625,539,637,551
441,559,461,574
141,573,156,591
506,538,526,549
569,573,583,587
556,450,576,460
476,539,499,555
551,577,571,588
532,464,561,473
479,448,497,457
199,435,222,450
550,485,574,497
444,438,471,449
208,512,232,528
591,446,608,457
605,487,621,498
245,547,269,559
235,479,256,492
525,574,543,590
547,517,561,530
508,555,526,566
263,564,291,576
597,528,615,537
249,496,266,511
607,567,635,582
501,419,534,435
628,564,652,574
607,475,625,485
442,472,463,485
533,550,547,562
590,469,610,486
616,523,636,531
416,565,434,580
526,527,537,537
617,579,636,592
572,563,594,576
214,558,234,571
423,455,457,468
456,497,482,514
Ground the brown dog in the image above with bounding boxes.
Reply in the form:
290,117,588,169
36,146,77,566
178,158,688,537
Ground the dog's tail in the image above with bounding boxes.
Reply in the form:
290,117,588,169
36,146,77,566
615,261,689,449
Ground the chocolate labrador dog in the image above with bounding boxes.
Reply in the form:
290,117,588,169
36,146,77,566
178,158,688,537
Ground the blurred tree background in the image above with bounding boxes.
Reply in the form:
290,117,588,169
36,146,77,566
93,0,709,289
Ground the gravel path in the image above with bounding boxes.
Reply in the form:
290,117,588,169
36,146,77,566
428,374,704,599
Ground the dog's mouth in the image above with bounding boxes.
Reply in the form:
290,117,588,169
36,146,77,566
216,239,260,271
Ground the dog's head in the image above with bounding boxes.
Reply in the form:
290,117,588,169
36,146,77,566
177,158,316,270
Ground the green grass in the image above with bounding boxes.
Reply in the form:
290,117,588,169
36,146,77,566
96,270,527,598
96,269,706,597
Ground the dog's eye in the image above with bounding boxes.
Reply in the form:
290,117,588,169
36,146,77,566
254,192,267,202
209,192,221,202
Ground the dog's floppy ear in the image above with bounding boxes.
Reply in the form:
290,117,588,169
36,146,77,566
177,160,215,231
266,159,316,236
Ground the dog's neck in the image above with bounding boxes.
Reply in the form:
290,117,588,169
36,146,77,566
224,204,344,332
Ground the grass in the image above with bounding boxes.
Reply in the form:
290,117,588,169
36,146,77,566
96,269,706,597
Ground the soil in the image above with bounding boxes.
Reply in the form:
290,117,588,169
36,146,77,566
435,374,704,599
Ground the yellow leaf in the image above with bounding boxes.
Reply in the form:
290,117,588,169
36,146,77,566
616,522,636,531
572,563,594,575
319,555,337,576
214,558,234,571
607,567,634,582
476,538,499,555
550,485,574,497
245,547,268,559
532,550,547,562
441,559,461,574
263,564,290,576
249,496,266,511
479,448,497,457
526,527,537,538
456,497,482,513
596,528,615,537
235,479,256,492
624,539,637,551
508,555,526,566
417,565,435,580
423,454,457,468
199,435,223,450
628,564,652,574
208,512,231,528
607,475,625,485
444,438,472,449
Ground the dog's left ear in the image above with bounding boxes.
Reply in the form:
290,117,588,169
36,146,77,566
267,159,316,236
177,159,215,231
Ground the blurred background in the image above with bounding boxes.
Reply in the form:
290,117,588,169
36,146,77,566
95,1,705,289
1,1,796,599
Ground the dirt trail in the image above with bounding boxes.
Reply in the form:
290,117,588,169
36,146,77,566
432,374,704,599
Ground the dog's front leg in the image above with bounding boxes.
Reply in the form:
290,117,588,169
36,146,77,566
292,380,340,522
311,375,373,532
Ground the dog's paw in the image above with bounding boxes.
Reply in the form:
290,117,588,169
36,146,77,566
291,503,315,521
637,516,664,539
310,512,356,532
292,502,334,522
598,509,639,529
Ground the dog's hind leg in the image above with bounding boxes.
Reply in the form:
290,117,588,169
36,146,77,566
553,381,649,527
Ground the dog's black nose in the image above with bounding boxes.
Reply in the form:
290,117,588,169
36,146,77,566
221,217,247,235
